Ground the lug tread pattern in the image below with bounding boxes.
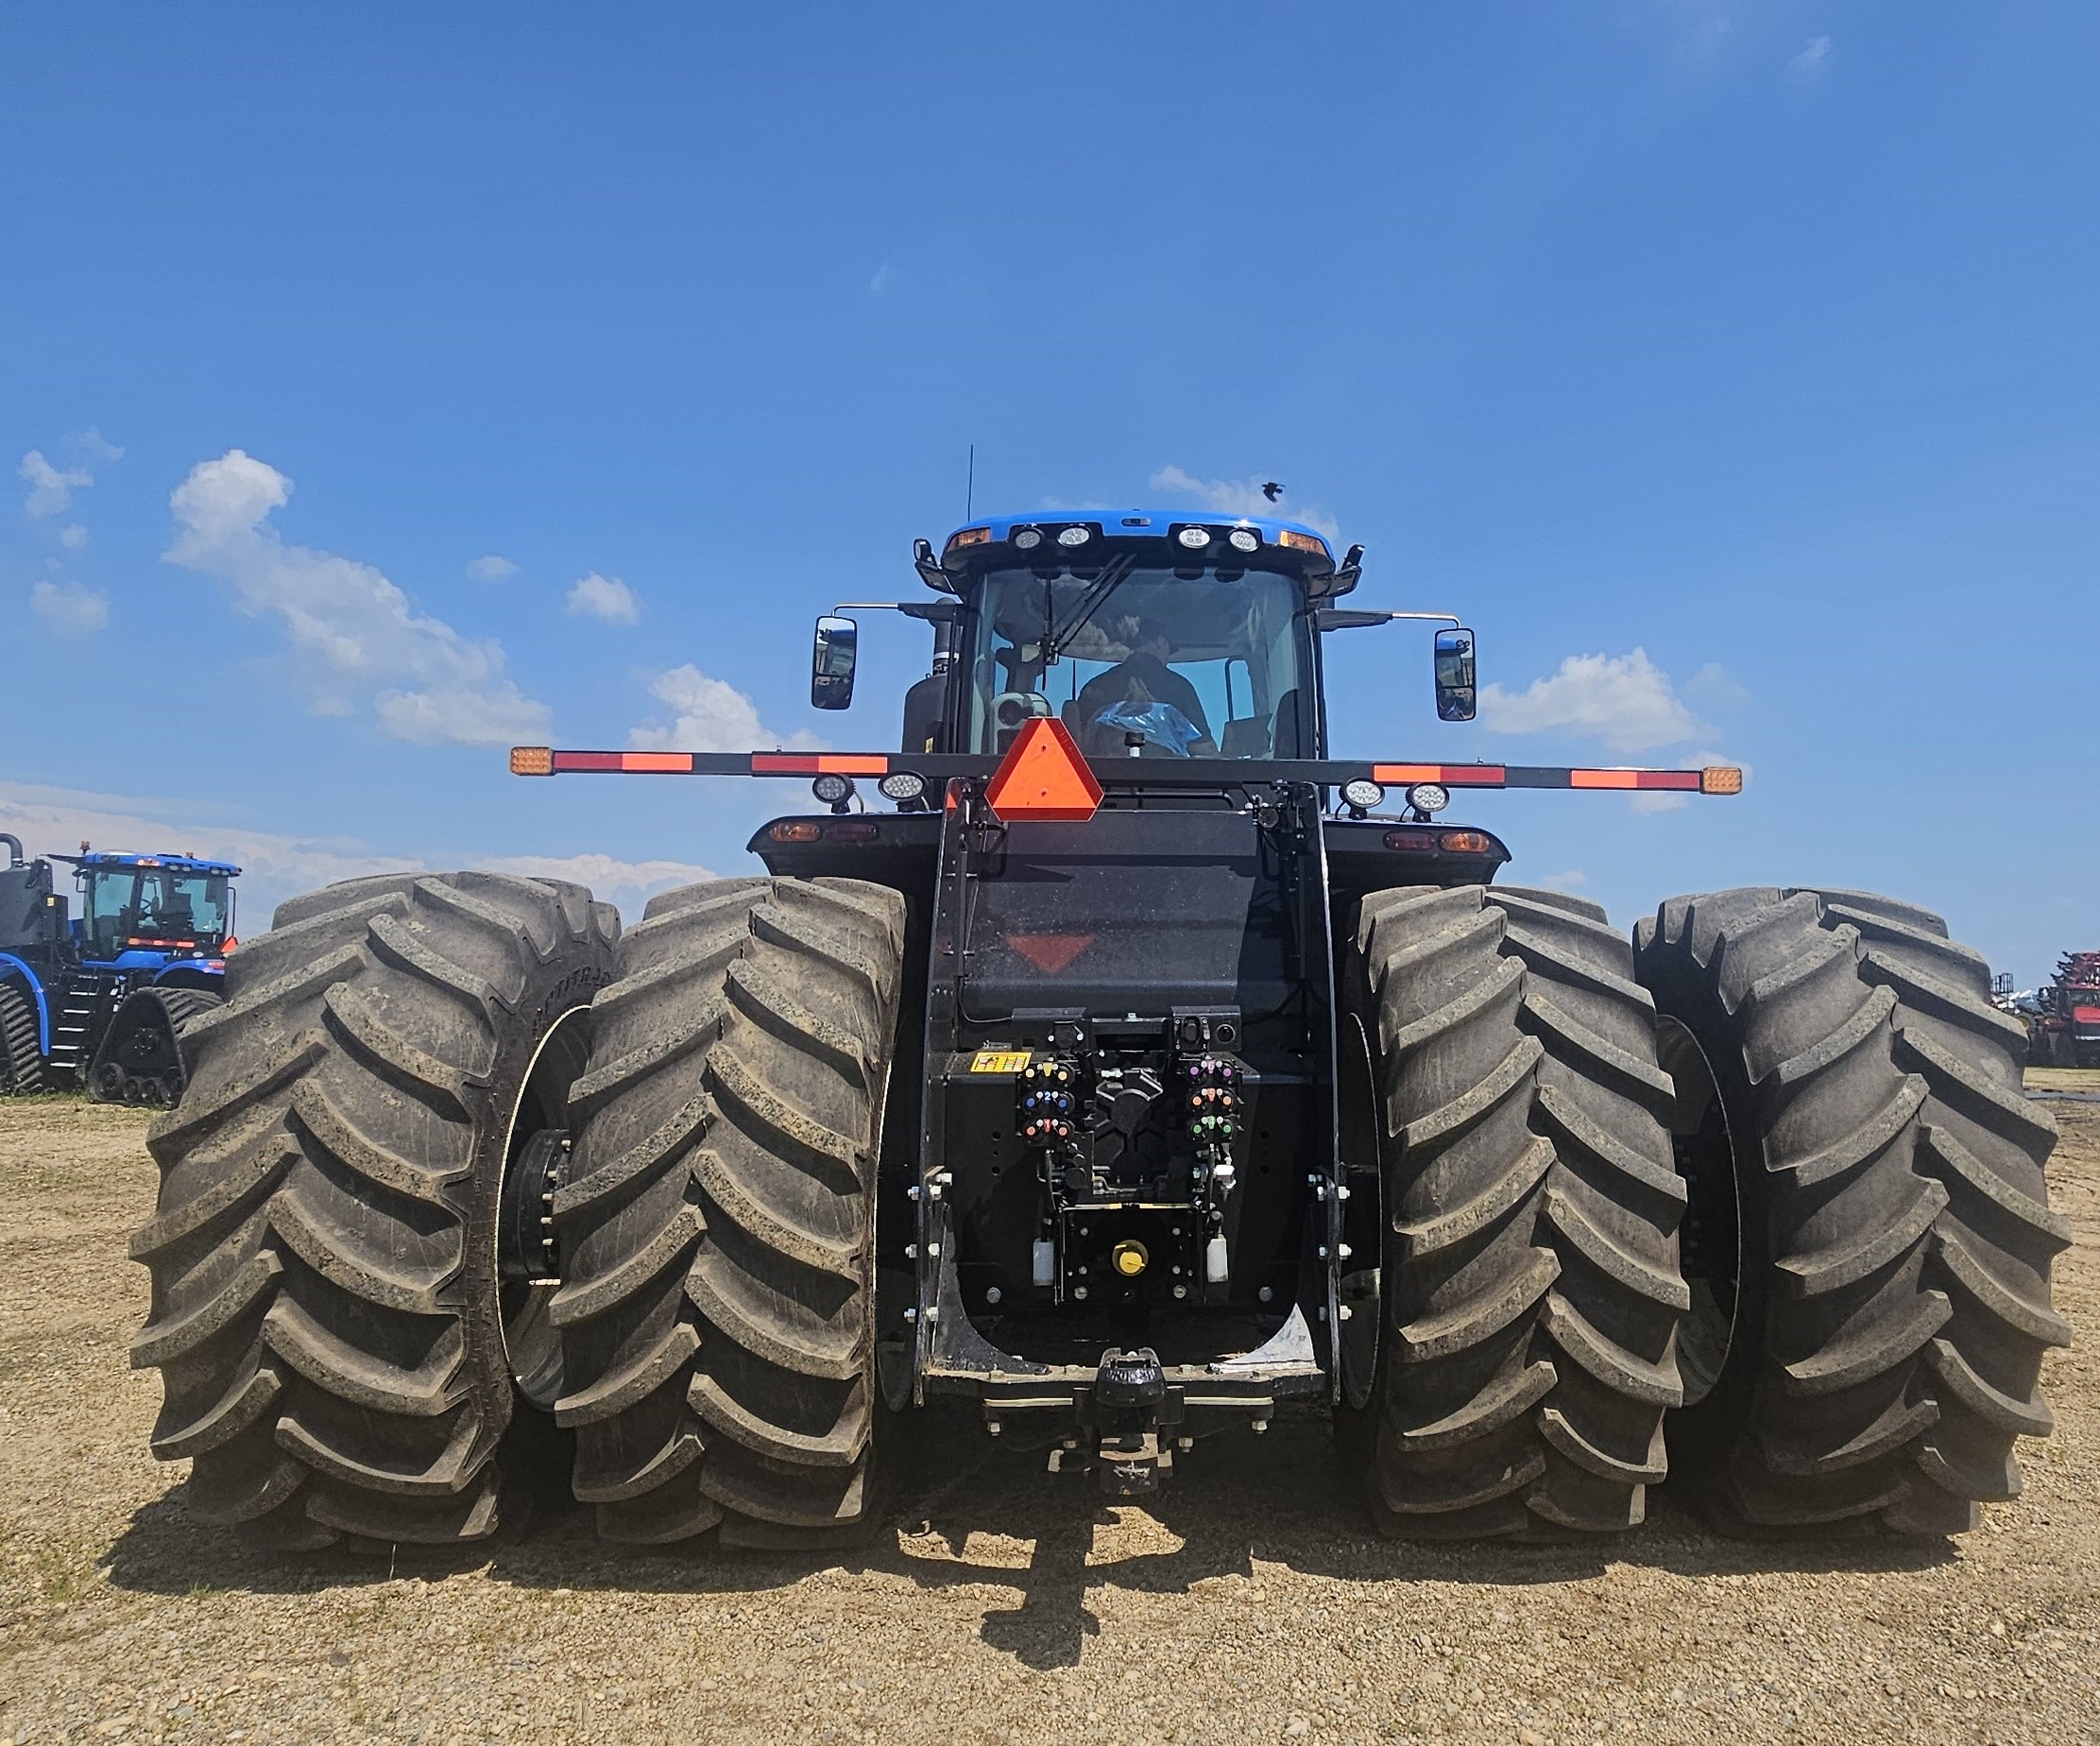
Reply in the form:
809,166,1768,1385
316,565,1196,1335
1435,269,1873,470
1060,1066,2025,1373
1345,883,1684,1539
555,877,904,1547
1634,886,2065,1533
129,871,614,1549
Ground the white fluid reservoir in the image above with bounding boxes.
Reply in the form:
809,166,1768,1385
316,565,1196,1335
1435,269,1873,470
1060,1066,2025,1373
1204,1236,1229,1284
1032,1240,1056,1287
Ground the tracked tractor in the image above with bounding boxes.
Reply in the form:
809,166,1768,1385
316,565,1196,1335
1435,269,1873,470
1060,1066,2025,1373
128,508,2066,1553
0,836,239,1104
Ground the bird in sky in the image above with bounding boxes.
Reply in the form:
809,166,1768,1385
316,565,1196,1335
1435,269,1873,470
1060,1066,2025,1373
1261,481,1283,502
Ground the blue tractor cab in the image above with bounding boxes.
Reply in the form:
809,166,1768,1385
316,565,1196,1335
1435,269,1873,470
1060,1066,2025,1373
0,836,242,1103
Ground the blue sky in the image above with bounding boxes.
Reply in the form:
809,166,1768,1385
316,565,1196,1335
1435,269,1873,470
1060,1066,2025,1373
4,4,2095,984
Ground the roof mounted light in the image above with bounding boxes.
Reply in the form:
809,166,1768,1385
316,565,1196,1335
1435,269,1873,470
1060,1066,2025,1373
1176,525,1212,550
1406,782,1450,815
811,773,855,813
950,526,991,548
1227,527,1259,553
1013,526,1044,551
1276,529,1329,556
1055,524,1092,548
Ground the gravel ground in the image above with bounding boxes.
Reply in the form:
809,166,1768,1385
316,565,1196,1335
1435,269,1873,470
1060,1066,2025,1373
2,1084,2096,1746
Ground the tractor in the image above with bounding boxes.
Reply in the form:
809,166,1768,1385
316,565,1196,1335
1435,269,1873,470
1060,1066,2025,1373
0,835,240,1104
128,507,2065,1554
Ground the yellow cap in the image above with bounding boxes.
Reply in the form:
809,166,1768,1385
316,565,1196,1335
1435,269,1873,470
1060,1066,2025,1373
1111,1241,1149,1278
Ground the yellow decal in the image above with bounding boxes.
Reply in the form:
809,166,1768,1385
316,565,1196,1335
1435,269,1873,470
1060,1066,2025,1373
969,1050,1032,1074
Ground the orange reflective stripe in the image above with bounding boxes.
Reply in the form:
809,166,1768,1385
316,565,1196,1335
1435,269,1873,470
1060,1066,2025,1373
621,752,693,773
1568,769,1699,790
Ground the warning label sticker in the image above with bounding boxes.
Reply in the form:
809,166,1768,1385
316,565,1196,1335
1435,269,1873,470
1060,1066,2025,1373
968,1050,1032,1074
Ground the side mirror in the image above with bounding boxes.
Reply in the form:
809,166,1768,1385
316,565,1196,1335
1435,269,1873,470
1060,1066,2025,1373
811,614,859,710
1433,627,1477,722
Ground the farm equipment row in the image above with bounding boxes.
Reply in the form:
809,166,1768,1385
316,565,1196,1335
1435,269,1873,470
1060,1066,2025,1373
0,836,239,1104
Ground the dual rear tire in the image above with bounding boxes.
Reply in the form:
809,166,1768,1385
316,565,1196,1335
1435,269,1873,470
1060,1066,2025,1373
1340,882,2066,1539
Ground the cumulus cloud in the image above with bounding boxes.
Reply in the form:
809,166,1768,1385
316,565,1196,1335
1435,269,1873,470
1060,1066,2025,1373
0,779,715,935
20,451,94,517
631,665,823,754
1477,648,1710,752
1148,466,1341,539
59,524,87,550
29,578,110,634
566,572,640,625
163,450,551,746
466,555,518,582
1789,36,1832,79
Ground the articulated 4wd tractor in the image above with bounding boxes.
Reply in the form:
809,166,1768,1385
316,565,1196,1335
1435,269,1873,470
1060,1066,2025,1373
0,836,239,1104
129,508,2066,1553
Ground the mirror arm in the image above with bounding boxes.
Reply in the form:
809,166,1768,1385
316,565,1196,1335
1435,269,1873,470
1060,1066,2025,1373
832,600,960,625
1313,608,1462,633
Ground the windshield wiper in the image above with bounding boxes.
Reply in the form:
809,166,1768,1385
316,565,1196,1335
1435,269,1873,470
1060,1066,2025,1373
1041,555,1136,664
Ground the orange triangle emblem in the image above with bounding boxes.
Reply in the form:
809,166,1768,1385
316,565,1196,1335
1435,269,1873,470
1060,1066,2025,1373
984,717,1103,822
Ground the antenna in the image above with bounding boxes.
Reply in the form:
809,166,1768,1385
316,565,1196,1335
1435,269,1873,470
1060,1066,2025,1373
966,445,975,521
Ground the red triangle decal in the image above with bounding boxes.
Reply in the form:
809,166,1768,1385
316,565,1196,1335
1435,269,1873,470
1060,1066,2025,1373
1004,933,1097,974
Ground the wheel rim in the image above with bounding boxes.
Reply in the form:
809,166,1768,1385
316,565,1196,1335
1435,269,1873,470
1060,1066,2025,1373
495,1005,593,1412
1654,1016,1745,1407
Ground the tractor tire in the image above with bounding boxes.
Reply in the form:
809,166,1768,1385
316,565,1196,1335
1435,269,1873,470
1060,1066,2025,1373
1633,888,2069,1534
89,984,224,1106
552,877,905,1548
0,978,42,1095
1337,884,1687,1537
128,871,619,1550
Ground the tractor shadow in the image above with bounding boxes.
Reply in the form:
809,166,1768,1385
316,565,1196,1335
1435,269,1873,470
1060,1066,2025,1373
101,1403,1958,1670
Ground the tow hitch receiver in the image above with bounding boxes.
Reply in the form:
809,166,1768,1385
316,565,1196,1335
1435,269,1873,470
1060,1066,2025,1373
1053,1346,1178,1496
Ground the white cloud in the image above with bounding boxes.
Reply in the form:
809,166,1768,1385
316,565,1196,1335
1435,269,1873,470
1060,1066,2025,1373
1683,661,1750,710
20,451,93,517
59,524,88,550
466,555,518,582
164,450,551,747
79,428,124,463
29,578,110,635
1477,648,1710,752
1789,36,1832,79
566,572,640,625
1538,870,1590,892
631,664,824,754
869,261,892,295
1148,466,1342,540
0,778,715,937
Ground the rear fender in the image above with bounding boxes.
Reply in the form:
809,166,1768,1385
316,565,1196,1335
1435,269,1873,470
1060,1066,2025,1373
0,952,50,1054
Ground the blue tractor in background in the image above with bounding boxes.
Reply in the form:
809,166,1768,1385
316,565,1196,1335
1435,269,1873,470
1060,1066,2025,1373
0,834,241,1104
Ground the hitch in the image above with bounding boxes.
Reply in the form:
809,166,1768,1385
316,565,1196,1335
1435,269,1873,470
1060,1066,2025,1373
1040,1346,1187,1496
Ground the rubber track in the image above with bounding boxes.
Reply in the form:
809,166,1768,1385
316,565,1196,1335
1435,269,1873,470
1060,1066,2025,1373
129,871,618,1549
1632,887,2067,1532
91,984,225,1104
553,877,905,1546
0,978,42,1094
1347,884,1684,1537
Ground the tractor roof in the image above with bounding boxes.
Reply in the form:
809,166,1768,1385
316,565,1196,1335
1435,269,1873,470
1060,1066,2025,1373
936,508,1357,596
68,851,243,877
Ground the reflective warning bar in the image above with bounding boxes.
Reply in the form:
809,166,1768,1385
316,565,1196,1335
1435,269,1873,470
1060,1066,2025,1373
510,747,1743,796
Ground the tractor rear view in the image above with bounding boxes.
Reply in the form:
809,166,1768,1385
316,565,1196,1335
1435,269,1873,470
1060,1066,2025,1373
127,507,2067,1555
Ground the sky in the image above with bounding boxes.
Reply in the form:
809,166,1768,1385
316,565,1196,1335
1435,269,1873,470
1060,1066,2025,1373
3,4,2095,984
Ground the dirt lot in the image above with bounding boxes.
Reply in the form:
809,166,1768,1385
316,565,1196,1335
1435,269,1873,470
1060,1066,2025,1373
2,1083,2096,1746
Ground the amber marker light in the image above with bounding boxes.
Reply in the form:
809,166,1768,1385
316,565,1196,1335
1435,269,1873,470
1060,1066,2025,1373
1700,765,1745,796
767,821,824,843
949,525,992,547
510,745,554,777
1275,529,1328,556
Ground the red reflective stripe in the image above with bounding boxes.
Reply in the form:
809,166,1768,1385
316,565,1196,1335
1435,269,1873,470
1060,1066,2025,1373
750,753,892,776
1373,763,1507,787
553,751,630,772
1568,769,1700,790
